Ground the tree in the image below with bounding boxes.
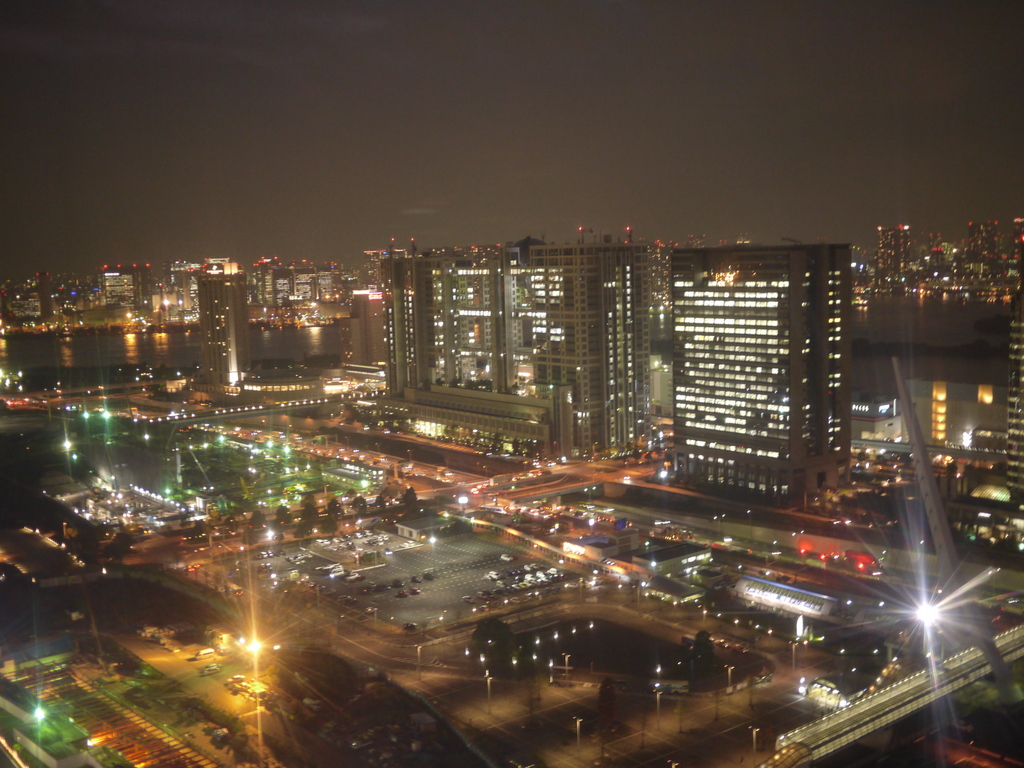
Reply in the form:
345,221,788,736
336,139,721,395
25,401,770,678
274,505,291,527
351,495,367,515
319,514,337,537
401,486,418,508
326,497,341,518
248,508,266,529
690,630,721,682
295,499,318,538
471,617,515,672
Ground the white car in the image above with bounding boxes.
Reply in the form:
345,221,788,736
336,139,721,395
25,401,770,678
500,554,514,562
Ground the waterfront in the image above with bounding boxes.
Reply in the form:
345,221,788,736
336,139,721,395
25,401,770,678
0,298,1012,396
0,325,344,371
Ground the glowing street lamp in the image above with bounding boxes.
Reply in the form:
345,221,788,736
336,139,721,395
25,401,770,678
246,638,265,763
916,602,942,628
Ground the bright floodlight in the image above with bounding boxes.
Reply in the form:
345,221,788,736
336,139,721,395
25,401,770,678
916,602,941,627
248,639,262,654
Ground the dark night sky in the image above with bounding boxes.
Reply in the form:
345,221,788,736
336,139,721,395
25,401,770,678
2,0,1024,277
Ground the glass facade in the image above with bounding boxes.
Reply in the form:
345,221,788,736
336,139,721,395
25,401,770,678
672,245,851,502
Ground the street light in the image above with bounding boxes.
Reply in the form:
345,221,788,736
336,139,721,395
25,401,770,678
751,726,760,754
656,690,663,731
575,716,582,756
485,674,493,714
417,644,422,680
726,664,734,688
247,639,265,765
549,659,554,683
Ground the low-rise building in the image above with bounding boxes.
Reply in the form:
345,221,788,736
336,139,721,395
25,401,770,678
631,541,711,578
561,530,639,561
396,515,460,541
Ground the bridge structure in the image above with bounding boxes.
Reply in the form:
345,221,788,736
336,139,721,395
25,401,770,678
760,623,1024,767
127,396,335,427
501,474,603,504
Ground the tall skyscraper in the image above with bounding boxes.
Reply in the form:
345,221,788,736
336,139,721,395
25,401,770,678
101,264,152,311
1007,236,1024,501
875,225,911,287
291,261,318,301
381,239,650,458
382,246,514,395
526,242,651,456
197,261,250,387
968,220,1002,276
348,289,387,365
35,272,53,321
671,244,851,502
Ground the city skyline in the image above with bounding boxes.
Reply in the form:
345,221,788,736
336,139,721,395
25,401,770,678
2,1,1024,277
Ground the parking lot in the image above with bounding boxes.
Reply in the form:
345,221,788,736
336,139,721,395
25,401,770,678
248,533,573,628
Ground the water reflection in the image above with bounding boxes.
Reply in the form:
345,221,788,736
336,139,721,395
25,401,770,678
123,333,139,365
0,326,344,370
57,338,75,367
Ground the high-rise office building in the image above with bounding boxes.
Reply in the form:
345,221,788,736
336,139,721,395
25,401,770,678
101,264,152,311
875,225,911,286
291,261,318,301
526,242,651,456
650,244,672,307
348,289,387,365
1007,236,1024,500
197,261,250,387
968,220,1002,276
381,239,650,458
383,246,514,395
365,247,407,288
35,272,53,321
671,244,851,502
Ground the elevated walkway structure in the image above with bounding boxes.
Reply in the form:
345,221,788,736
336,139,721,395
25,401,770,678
130,396,333,426
762,623,1024,767
502,474,601,503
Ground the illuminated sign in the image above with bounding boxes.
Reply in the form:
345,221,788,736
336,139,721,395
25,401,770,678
563,542,587,557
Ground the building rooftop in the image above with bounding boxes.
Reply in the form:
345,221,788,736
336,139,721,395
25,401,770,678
632,541,710,565
399,516,451,531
